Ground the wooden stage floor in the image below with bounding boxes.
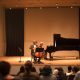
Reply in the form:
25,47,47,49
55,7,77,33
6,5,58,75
0,56,80,66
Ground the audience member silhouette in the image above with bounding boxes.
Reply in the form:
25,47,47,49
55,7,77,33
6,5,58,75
56,67,67,80
66,66,72,77
74,70,80,80
20,60,39,80
39,65,57,80
67,66,79,80
1,60,80,80
0,61,15,80
17,65,25,76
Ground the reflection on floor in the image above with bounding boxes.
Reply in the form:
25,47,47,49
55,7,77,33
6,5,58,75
0,56,80,66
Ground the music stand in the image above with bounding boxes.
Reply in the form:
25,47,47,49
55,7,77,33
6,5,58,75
36,48,44,52
18,47,22,62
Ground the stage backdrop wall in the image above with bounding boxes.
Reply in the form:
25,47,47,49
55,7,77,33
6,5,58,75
0,8,79,57
5,8,24,56
24,8,79,58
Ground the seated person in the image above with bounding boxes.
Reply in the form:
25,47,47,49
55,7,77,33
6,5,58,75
39,65,57,80
0,61,15,80
20,60,39,80
35,42,44,63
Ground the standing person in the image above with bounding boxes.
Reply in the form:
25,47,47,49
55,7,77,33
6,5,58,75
29,40,38,62
22,60,39,80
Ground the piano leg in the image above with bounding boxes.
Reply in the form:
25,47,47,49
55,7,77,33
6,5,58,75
44,51,53,60
49,52,53,60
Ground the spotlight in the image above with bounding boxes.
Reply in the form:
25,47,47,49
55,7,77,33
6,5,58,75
70,6,73,8
9,8,12,10
57,6,59,8
25,8,28,10
56,3,58,6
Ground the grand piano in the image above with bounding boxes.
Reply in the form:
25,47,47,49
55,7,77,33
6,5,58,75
45,34,80,59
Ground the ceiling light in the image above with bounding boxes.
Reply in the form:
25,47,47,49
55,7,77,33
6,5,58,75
40,7,42,10
70,6,73,8
25,8,28,10
9,8,12,10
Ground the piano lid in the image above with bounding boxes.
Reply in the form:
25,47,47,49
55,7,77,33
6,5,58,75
53,34,80,51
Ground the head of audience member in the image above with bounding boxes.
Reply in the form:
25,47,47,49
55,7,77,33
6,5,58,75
39,65,52,76
20,66,25,73
72,66,79,73
55,67,67,80
0,61,11,77
17,65,25,75
53,69,59,75
68,66,72,72
74,71,80,80
57,67,64,72
55,67,65,76
24,60,33,73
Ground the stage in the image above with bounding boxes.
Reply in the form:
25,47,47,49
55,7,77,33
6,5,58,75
0,56,80,66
